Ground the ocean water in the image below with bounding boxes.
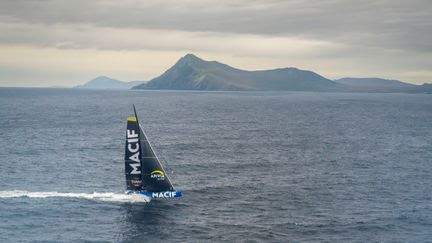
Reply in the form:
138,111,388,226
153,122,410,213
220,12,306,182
0,88,431,242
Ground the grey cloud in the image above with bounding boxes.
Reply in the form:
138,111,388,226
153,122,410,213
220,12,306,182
0,0,431,52
1,0,431,85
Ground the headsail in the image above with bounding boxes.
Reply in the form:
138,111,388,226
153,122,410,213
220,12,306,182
125,105,174,192
139,124,174,192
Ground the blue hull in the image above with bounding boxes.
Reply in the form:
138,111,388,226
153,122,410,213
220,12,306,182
126,190,182,200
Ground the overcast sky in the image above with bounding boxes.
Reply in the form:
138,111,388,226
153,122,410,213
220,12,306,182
0,0,431,87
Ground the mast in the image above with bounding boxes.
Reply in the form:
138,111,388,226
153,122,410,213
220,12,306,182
133,104,139,126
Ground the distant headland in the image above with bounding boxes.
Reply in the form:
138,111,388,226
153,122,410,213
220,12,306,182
77,54,431,93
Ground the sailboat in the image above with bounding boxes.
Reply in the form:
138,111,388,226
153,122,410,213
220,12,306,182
124,105,182,202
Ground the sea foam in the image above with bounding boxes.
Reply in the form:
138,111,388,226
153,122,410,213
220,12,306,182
0,190,147,203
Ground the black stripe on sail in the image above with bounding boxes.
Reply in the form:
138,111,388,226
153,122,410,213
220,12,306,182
125,117,143,191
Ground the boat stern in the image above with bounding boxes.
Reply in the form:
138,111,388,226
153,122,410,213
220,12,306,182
125,190,152,203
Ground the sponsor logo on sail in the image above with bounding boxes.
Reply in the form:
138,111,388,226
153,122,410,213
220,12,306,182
131,179,142,186
127,129,141,175
150,170,165,180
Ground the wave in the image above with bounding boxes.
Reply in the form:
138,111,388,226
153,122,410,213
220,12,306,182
0,190,149,203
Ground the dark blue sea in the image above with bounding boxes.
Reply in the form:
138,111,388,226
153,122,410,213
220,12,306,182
0,88,431,242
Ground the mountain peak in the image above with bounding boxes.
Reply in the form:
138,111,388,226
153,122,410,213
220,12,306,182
92,75,112,81
76,76,144,89
183,53,201,60
172,53,209,70
179,53,206,64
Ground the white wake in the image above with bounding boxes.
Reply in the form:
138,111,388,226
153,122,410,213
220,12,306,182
0,190,148,203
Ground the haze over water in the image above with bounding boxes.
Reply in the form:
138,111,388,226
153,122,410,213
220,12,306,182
0,88,431,242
